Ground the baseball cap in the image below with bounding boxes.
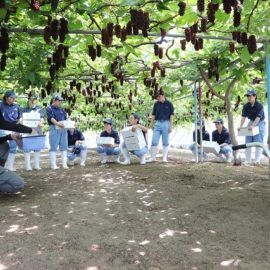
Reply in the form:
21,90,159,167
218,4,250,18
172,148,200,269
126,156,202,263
4,90,16,98
52,93,63,101
131,112,140,122
213,118,224,124
103,118,113,125
245,89,256,96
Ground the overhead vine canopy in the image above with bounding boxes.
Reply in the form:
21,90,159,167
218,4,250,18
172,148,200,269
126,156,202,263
0,0,269,129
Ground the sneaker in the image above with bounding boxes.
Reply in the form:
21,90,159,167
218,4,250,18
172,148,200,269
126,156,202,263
113,156,120,163
146,157,156,163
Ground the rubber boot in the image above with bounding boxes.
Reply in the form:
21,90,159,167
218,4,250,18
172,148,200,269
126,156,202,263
245,147,252,165
255,147,263,165
6,153,16,171
24,152,32,171
113,155,120,163
100,153,107,164
139,154,146,165
34,152,41,170
61,151,69,169
49,152,59,170
147,146,157,162
162,146,169,163
80,150,87,166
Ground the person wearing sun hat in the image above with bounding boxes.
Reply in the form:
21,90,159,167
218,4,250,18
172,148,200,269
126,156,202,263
189,118,210,161
120,112,148,165
21,94,44,171
212,118,233,162
0,90,21,171
96,118,120,164
46,93,69,170
238,89,265,165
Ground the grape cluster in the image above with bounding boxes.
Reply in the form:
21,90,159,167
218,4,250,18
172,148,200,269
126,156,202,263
229,42,235,53
0,27,9,71
208,58,219,80
31,0,39,12
247,35,257,54
200,17,207,32
207,3,216,23
51,0,59,10
129,9,149,37
184,23,204,51
223,0,232,14
101,23,113,47
178,1,186,16
197,0,205,13
233,9,241,27
231,31,257,54
0,0,5,8
43,17,69,44
88,44,102,61
180,40,186,50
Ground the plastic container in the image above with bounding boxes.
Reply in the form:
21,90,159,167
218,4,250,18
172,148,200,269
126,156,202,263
21,135,46,152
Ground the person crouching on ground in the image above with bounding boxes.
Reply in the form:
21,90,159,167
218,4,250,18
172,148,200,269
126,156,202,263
46,93,68,170
212,118,233,162
67,127,88,167
96,118,120,164
120,113,148,165
189,119,210,161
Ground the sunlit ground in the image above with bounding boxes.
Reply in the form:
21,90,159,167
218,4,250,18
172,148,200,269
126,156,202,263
0,150,270,269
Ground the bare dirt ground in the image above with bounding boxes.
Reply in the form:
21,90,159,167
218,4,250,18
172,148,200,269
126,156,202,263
0,150,270,270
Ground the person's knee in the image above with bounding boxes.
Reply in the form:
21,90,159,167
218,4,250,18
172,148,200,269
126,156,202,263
96,146,104,153
113,148,120,155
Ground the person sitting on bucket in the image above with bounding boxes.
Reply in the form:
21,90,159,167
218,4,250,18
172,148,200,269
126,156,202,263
212,118,233,162
120,113,148,165
96,118,120,164
67,127,88,167
189,118,210,161
237,89,265,165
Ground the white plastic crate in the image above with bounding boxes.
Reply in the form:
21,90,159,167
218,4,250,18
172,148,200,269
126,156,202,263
96,136,114,146
121,127,146,151
56,120,75,129
201,140,220,155
238,126,259,136
21,135,46,152
22,111,41,128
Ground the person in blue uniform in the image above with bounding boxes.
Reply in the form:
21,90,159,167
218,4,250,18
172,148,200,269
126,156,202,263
0,120,35,193
0,90,21,171
212,118,233,162
120,113,148,165
21,95,44,171
96,118,120,164
46,93,68,169
238,89,265,165
148,89,174,162
189,119,210,161
67,128,88,166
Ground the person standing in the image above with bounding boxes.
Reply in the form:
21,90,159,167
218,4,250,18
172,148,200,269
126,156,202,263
67,128,88,167
212,118,233,162
120,113,148,165
21,95,44,171
148,89,174,162
189,119,210,161
46,93,68,169
238,89,265,165
96,118,120,164
0,90,21,171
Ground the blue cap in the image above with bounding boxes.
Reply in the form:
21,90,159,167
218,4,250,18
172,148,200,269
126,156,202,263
245,89,256,96
213,118,224,124
103,118,113,125
4,90,16,98
52,93,63,101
